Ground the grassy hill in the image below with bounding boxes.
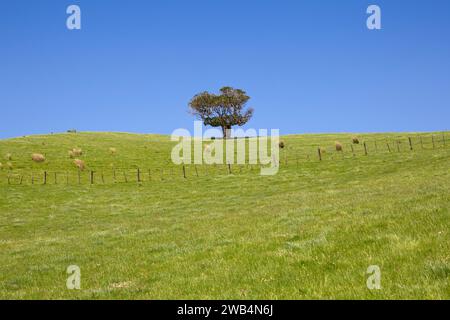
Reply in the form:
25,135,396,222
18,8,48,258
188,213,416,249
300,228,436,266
0,131,449,299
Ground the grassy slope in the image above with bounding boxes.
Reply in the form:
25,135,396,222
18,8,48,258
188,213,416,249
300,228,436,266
0,132,449,299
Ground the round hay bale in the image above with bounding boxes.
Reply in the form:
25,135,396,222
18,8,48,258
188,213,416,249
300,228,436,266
109,147,117,155
31,153,46,163
72,148,83,156
335,142,343,152
352,137,360,144
69,148,82,158
73,159,85,171
279,141,285,149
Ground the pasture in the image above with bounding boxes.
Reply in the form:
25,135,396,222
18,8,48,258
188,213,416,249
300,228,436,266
0,132,449,299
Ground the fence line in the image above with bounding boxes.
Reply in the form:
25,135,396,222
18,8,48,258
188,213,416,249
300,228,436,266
1,134,449,186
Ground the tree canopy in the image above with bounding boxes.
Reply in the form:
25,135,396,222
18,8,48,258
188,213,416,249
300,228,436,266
188,87,254,138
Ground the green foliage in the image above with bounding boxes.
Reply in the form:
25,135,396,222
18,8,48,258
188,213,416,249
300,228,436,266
189,87,254,138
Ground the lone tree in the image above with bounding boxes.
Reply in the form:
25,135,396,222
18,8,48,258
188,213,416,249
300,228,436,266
189,87,254,139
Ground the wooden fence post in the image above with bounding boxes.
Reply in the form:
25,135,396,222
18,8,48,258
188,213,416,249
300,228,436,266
90,171,94,184
195,165,199,177
364,142,368,156
78,170,81,184
318,147,322,161
182,165,186,179
387,143,391,153
137,168,141,182
123,171,128,183
432,135,435,149
396,141,400,152
44,171,47,185
408,137,413,151
54,172,57,184
31,172,34,185
228,163,232,174
101,172,105,184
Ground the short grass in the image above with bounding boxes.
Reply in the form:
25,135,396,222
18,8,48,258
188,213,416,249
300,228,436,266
0,131,449,299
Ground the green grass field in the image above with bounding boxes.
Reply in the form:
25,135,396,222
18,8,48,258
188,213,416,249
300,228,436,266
0,131,449,299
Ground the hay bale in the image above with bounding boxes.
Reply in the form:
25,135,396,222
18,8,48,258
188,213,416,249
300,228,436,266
73,148,83,156
279,141,285,149
69,148,83,158
31,153,46,163
109,147,117,155
5,153,12,160
73,159,85,171
352,137,360,144
335,142,343,152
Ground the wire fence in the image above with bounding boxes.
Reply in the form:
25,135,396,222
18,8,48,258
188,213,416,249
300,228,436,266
1,164,265,186
1,133,449,186
284,132,448,162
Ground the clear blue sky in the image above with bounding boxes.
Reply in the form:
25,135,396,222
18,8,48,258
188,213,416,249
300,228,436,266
1,0,449,138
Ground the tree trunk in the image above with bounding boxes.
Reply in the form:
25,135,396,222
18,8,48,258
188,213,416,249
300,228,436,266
222,125,232,139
